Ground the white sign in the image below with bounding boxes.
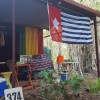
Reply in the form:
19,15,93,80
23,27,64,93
4,87,24,100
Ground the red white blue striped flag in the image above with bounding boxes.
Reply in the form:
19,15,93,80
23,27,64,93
47,3,93,44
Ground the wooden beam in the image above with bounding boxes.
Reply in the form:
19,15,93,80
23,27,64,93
94,17,100,77
12,0,16,87
60,0,100,17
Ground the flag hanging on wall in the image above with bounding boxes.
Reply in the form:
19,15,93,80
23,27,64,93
47,3,93,44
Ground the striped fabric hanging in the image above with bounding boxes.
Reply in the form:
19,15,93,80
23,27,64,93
48,3,93,44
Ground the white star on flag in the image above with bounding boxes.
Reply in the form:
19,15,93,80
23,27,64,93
53,18,59,30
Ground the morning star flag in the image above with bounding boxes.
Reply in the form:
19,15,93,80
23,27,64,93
47,3,93,44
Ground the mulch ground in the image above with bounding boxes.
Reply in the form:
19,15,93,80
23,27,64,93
0,88,100,100
0,73,99,100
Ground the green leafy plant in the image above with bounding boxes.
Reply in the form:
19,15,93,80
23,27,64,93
67,74,84,94
39,69,63,100
40,84,62,100
38,70,84,100
39,69,58,84
87,78,100,94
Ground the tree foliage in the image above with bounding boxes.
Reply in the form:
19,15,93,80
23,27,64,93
74,0,100,11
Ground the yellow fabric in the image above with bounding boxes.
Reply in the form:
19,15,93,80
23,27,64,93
25,27,38,55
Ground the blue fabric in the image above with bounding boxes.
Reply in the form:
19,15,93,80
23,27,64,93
61,12,92,44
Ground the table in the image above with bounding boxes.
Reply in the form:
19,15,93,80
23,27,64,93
15,63,35,89
61,62,79,74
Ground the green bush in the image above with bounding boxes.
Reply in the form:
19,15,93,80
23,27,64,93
87,78,100,94
38,70,84,100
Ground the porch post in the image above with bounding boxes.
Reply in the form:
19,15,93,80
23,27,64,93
94,16,100,77
12,0,16,87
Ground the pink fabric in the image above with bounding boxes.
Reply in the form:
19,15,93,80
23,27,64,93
38,29,44,54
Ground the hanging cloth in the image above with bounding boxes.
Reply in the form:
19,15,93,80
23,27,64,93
20,27,26,55
25,27,38,55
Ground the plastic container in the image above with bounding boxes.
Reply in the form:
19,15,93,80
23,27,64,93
0,89,5,96
0,85,8,97
0,84,8,96
61,73,67,80
0,78,8,96
0,81,7,90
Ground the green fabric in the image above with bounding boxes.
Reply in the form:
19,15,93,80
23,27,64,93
44,47,52,59
19,26,26,55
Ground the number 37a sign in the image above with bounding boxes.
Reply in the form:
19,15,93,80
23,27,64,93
4,87,24,100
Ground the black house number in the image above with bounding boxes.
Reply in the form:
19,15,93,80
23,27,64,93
7,92,22,100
